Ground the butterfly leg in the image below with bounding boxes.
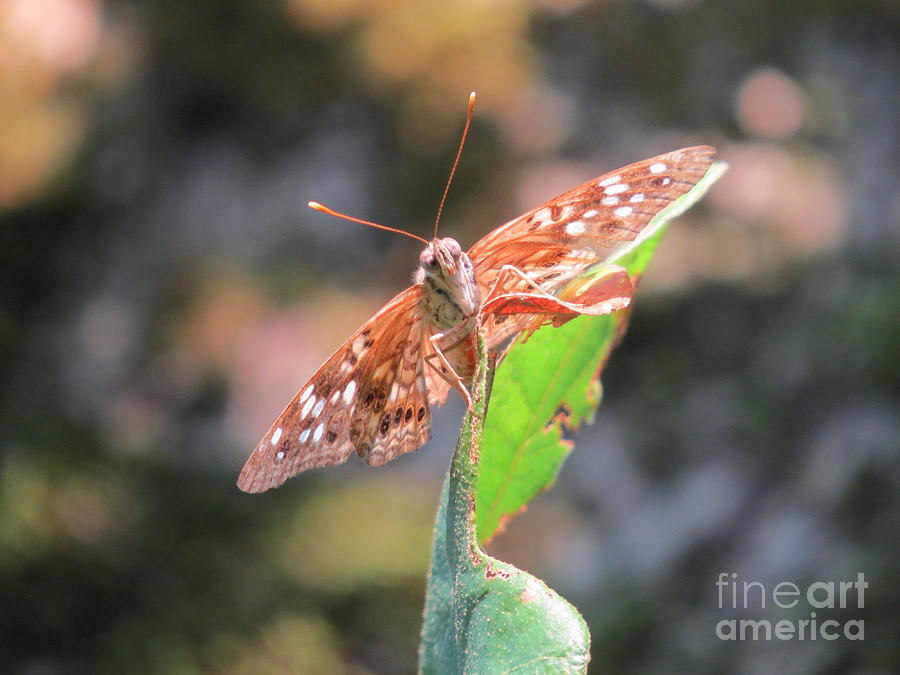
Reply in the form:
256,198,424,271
480,263,632,341
426,331,473,410
482,264,557,307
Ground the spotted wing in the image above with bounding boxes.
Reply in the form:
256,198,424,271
237,285,431,493
421,338,454,408
468,146,716,347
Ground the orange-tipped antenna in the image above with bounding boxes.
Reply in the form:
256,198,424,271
433,91,476,239
307,201,429,245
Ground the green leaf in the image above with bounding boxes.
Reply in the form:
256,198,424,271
476,161,728,542
419,333,590,674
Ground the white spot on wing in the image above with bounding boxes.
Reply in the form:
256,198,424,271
601,196,619,206
599,175,621,187
630,193,645,203
299,428,310,443
614,206,633,218
566,221,586,236
604,183,628,196
313,423,324,443
342,380,357,404
300,385,313,404
275,450,285,461
270,427,283,445
650,162,667,174
662,177,671,186
533,208,551,223
312,399,325,418
301,395,316,418
583,209,598,218
389,382,399,402
331,390,339,403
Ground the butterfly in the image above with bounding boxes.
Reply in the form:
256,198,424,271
237,106,715,492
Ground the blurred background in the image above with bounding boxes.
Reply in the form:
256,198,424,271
1,0,898,672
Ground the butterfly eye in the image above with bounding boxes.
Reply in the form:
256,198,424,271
419,250,437,268
442,238,462,257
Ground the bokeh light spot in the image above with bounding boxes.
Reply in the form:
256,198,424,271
736,67,807,139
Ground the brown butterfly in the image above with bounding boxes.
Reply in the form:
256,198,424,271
237,96,715,492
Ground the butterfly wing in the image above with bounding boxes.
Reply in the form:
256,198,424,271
237,285,431,493
346,291,432,469
421,340,454,408
468,146,716,347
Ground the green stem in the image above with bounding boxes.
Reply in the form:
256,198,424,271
445,333,493,573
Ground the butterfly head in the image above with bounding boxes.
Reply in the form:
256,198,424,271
417,237,480,325
420,237,465,275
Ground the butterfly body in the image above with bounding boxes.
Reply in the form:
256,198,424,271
418,237,482,391
237,145,717,493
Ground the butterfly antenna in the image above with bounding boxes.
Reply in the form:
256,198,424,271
433,91,476,239
307,201,429,245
